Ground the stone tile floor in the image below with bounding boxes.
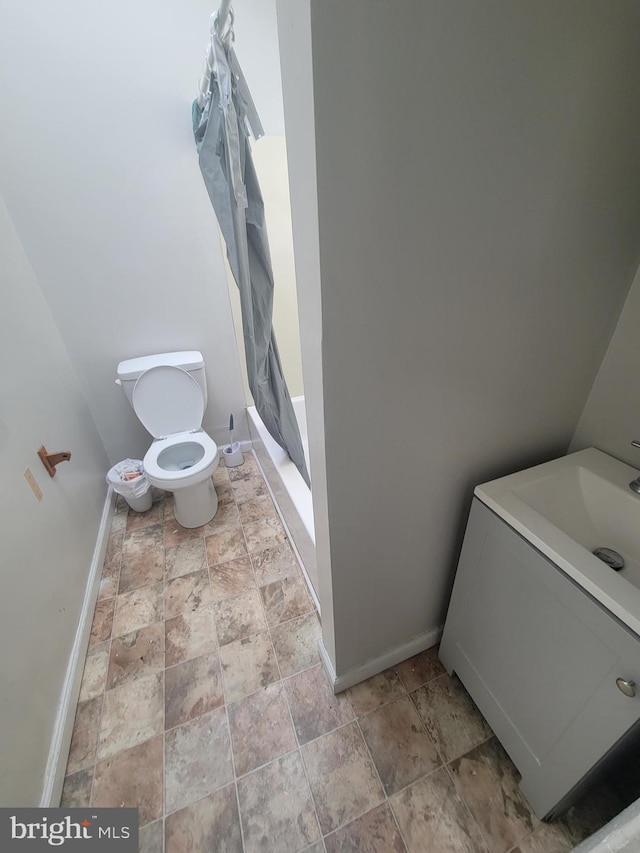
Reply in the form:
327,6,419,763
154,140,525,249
61,453,632,852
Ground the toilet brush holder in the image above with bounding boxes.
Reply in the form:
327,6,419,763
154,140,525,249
223,442,243,467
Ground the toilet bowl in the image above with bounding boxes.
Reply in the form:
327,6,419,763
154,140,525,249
117,351,220,528
143,430,219,528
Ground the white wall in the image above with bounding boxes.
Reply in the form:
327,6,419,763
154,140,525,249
0,0,293,464
280,0,640,678
571,263,640,466
0,194,108,805
233,0,285,137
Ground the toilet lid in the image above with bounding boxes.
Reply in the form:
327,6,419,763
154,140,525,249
132,365,204,438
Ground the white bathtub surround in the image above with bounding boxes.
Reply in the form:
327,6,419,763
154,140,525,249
247,397,317,597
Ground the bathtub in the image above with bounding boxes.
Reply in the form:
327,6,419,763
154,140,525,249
246,397,318,604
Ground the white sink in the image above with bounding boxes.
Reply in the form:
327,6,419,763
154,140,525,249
475,448,640,636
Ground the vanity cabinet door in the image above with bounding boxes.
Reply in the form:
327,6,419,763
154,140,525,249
439,499,640,818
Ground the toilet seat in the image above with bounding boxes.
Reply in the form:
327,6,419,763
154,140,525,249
133,365,204,438
143,431,219,488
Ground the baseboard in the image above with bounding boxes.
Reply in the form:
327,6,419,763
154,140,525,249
40,487,116,807
319,625,444,694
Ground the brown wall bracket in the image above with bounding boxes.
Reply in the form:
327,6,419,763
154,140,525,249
38,446,72,478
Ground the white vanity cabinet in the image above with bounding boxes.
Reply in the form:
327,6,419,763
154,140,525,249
439,498,640,819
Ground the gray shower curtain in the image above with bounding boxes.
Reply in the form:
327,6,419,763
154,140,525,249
192,33,310,486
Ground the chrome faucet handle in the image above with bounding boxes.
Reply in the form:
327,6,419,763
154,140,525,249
630,443,640,494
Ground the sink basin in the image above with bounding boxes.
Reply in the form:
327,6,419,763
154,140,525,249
514,465,640,588
475,448,640,636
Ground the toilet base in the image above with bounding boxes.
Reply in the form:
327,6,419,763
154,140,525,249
173,477,218,528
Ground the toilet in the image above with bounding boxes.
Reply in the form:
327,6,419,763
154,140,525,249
117,351,219,528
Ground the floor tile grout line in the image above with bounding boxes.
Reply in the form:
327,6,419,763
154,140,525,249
404,684,451,772
381,755,450,802
278,660,324,848
231,744,301,786
354,683,444,780
160,500,166,852
212,592,316,651
418,670,452,689
386,791,412,853
323,797,403,848
345,672,409,717
353,713,389,810
219,655,320,717
352,671,446,726
403,680,504,809
86,507,123,809
210,508,268,653
87,642,109,809
225,455,283,852
385,756,496,852
441,759,495,853
405,673,493,767
162,687,225,736
220,663,247,852
299,712,404,842
394,661,447,695
204,524,276,572
320,794,397,846
253,520,325,853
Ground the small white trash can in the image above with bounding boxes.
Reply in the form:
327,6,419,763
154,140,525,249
106,459,152,512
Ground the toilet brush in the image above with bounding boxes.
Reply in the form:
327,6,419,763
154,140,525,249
223,413,243,467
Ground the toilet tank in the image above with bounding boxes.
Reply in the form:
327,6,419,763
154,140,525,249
117,351,207,408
